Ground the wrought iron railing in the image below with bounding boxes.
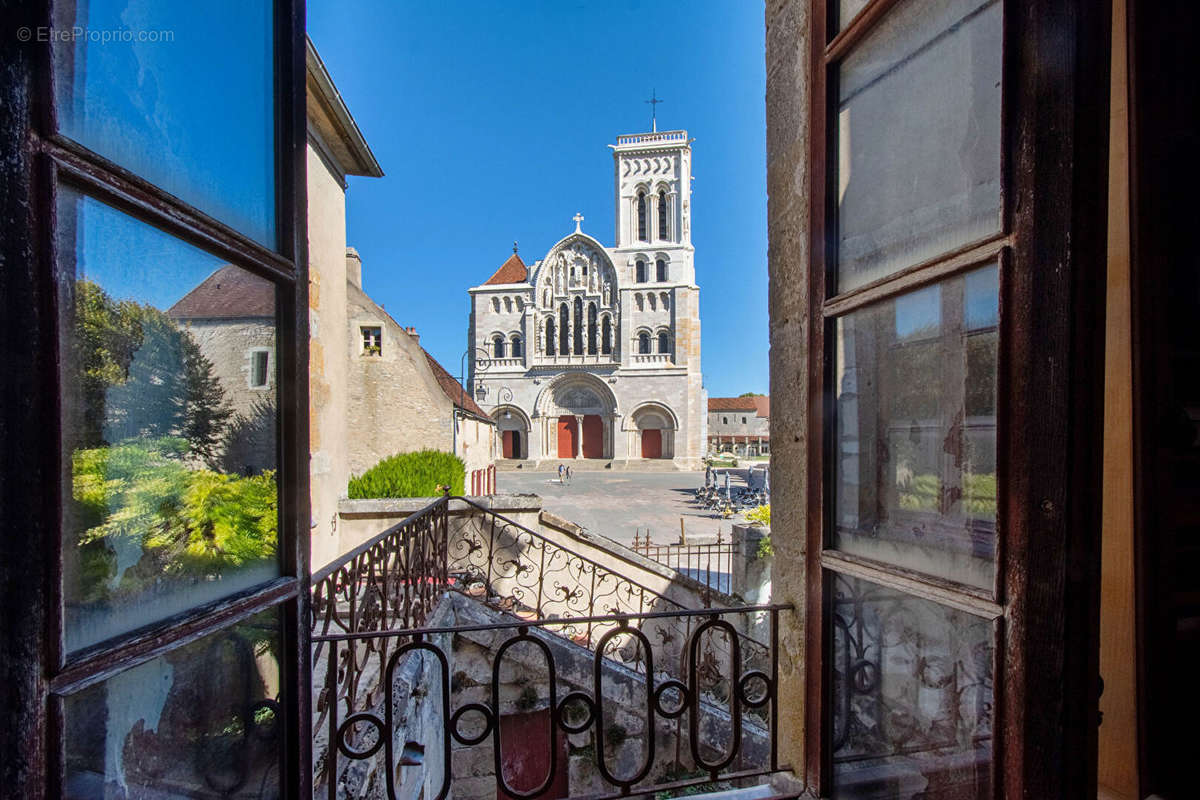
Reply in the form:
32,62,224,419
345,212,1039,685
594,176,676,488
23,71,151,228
631,530,736,594
310,495,789,798
313,604,787,800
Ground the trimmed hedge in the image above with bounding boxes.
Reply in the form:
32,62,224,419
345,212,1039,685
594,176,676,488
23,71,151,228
348,449,465,499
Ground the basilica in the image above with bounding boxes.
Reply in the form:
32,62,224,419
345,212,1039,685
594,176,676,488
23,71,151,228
467,129,705,468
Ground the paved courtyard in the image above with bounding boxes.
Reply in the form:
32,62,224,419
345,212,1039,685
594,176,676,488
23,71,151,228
497,468,753,546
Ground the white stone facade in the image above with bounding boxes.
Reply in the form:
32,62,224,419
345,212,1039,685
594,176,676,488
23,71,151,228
467,130,704,468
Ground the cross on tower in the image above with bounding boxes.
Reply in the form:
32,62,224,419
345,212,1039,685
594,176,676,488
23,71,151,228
573,212,584,233
645,89,664,132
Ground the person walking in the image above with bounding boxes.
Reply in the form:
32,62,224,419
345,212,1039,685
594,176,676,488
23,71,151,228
557,463,565,484
565,464,573,484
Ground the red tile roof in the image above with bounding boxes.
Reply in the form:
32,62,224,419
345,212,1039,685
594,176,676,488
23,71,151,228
422,349,493,421
708,396,770,417
483,253,528,285
168,265,275,319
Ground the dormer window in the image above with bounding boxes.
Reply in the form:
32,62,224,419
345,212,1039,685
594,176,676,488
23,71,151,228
361,326,382,356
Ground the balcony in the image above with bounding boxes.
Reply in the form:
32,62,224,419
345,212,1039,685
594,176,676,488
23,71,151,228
631,353,673,366
311,495,789,799
531,352,619,368
616,131,688,146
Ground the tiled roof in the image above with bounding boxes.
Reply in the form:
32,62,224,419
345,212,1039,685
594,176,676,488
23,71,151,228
708,396,760,412
483,253,528,285
168,265,275,319
752,396,770,418
422,349,493,421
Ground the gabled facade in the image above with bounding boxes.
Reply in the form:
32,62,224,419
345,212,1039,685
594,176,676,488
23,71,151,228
467,131,705,467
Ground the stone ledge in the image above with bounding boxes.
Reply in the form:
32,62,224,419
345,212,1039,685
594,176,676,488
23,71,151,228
338,493,544,518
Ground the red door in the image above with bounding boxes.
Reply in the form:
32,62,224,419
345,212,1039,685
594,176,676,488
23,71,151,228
502,430,515,459
556,417,577,458
641,429,662,459
496,710,568,799
581,414,604,458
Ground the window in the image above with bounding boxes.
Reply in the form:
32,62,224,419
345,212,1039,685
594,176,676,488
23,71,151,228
637,190,648,241
658,189,668,240
656,259,667,282
602,316,613,354
636,259,647,283
723,417,728,425
492,296,501,313
587,302,598,355
573,296,584,354
362,325,382,355
251,349,271,387
661,293,670,310
638,332,651,354
742,416,747,424
5,4,309,795
492,334,506,358
794,0,1110,796
559,303,569,355
658,331,670,354
546,317,556,355
511,335,523,358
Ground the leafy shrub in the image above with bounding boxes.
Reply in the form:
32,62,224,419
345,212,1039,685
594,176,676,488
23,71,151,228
348,449,465,498
72,437,276,602
745,503,770,528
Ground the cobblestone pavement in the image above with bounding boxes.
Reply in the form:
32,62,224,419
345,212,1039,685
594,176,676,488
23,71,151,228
497,468,752,546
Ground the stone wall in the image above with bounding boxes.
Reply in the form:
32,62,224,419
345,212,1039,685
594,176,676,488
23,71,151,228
764,0,811,783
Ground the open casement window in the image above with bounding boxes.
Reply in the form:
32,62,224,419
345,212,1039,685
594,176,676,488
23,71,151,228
1,1,309,797
804,0,1109,797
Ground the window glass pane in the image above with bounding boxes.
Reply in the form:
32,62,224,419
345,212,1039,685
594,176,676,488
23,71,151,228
53,0,276,248
837,0,871,32
59,188,280,653
833,266,998,590
831,575,993,798
835,0,1002,292
63,608,283,798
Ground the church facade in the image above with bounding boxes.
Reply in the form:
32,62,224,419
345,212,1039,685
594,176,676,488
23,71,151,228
467,129,705,468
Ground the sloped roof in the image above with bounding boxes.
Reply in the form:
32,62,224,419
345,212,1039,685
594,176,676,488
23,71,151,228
422,349,493,422
483,253,528,285
708,396,770,417
168,265,275,319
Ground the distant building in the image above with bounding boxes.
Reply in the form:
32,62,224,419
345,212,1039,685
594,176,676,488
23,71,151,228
467,129,705,467
707,396,769,456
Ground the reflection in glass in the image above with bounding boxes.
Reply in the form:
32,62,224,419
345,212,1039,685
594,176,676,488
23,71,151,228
837,0,871,32
53,0,276,247
831,575,993,798
64,609,283,798
835,0,1002,292
834,266,998,589
60,189,279,653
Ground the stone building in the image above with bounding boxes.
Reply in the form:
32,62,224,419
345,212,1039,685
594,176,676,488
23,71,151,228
707,395,770,456
467,130,705,468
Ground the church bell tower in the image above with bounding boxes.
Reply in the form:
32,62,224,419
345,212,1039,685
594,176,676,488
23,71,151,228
611,130,693,259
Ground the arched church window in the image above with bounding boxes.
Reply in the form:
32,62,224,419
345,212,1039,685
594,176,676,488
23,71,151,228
491,297,501,313
661,292,670,310
648,293,657,311
587,303,598,355
636,259,647,283
546,317,556,355
602,316,613,354
511,335,522,358
504,297,512,313
573,296,584,354
658,190,668,239
492,335,505,358
638,332,651,354
635,293,644,311
559,304,569,355
656,259,667,282
637,191,648,241
658,331,671,355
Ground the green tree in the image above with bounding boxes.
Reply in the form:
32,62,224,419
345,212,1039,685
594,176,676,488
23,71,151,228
737,391,765,398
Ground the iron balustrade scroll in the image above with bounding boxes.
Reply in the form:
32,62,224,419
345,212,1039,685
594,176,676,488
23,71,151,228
309,495,788,797
312,605,789,800
632,530,736,594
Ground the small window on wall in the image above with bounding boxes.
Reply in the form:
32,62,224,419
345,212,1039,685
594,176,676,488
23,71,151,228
493,335,506,358
742,416,747,424
638,333,651,354
658,331,670,354
511,335,523,358
636,260,647,283
656,259,667,282
723,417,728,425
250,350,270,389
362,326,382,355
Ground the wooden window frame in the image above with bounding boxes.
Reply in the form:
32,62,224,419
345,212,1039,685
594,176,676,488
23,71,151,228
804,0,1110,796
0,2,311,797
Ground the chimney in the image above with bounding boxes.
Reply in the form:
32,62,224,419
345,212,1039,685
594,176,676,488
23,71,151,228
345,246,363,289
405,326,419,344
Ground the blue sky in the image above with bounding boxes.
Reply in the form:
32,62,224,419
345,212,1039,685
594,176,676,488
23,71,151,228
307,0,768,397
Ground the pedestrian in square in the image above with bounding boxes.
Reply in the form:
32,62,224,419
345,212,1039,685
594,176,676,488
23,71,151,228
558,463,565,484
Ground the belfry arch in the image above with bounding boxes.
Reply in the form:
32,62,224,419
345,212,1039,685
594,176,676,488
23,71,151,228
534,373,619,459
